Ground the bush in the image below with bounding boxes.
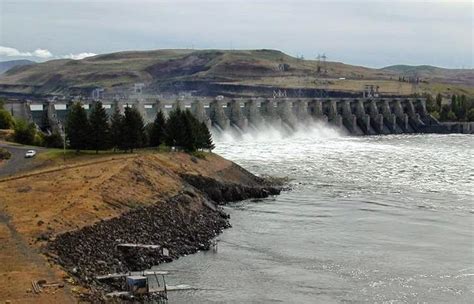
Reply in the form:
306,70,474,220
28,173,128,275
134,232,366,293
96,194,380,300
191,151,207,159
430,111,440,120
0,109,14,129
33,132,44,147
13,119,37,145
467,109,474,122
43,131,63,148
446,111,457,121
0,148,11,160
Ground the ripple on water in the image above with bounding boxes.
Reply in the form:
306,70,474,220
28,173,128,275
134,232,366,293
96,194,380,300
164,132,474,304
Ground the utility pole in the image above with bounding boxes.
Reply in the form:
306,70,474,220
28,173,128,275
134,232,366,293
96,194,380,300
60,123,66,163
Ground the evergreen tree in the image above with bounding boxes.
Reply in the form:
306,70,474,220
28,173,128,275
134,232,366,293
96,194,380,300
455,95,467,121
439,104,451,121
89,101,110,153
425,94,436,113
110,105,124,152
165,107,186,148
121,106,145,152
435,93,442,112
182,110,198,152
66,102,90,152
199,122,215,151
451,95,457,114
148,110,166,147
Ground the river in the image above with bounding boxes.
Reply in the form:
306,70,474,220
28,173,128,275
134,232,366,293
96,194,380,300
156,126,473,303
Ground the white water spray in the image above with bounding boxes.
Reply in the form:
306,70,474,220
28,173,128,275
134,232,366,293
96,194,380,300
212,120,346,143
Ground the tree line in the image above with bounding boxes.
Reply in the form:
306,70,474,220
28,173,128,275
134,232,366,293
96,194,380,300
65,101,215,153
425,93,474,122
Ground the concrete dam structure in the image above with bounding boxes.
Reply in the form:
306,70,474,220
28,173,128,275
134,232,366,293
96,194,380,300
4,97,459,135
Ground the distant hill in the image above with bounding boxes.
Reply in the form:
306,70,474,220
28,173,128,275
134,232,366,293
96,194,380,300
381,65,473,87
0,59,36,74
0,49,472,98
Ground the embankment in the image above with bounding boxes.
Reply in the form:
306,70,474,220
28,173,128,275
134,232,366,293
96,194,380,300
0,151,281,303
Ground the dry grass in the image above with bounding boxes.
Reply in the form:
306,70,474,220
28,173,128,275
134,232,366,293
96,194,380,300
0,49,472,97
0,150,234,302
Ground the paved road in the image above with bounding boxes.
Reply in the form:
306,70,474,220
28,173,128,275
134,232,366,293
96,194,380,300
0,142,45,178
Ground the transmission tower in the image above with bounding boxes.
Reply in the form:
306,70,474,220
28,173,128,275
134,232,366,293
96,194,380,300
316,54,322,74
321,53,327,75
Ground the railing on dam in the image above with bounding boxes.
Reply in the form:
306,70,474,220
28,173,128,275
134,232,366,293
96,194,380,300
4,97,452,135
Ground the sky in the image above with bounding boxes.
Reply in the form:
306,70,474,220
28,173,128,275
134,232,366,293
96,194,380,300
0,0,472,68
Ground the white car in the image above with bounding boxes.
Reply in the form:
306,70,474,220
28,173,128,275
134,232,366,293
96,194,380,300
25,150,37,158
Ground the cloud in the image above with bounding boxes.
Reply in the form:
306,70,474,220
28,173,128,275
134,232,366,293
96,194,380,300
0,46,53,59
0,46,32,57
0,46,95,61
63,52,97,60
32,49,53,58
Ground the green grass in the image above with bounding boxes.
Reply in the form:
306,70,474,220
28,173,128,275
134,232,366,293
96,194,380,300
37,148,120,162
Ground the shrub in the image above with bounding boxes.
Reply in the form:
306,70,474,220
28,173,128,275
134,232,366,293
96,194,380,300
43,131,63,148
446,111,457,121
467,109,474,122
0,148,11,160
13,119,37,145
0,109,14,129
430,111,440,120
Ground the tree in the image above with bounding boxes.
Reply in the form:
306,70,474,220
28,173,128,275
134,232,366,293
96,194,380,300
439,104,451,121
467,109,474,122
451,95,458,115
148,110,166,147
43,131,63,148
121,106,145,152
446,111,457,121
0,109,14,129
13,119,36,145
66,102,90,152
435,93,442,112
425,94,436,113
198,122,215,151
165,107,186,148
455,95,467,121
110,106,124,152
89,101,110,153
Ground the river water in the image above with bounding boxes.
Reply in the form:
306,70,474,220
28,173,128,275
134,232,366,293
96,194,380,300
157,125,473,303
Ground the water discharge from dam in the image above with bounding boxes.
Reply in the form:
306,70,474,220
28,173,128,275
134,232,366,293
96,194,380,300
212,120,345,143
157,133,473,303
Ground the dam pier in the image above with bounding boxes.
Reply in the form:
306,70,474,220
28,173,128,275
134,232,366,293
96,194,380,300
4,97,469,135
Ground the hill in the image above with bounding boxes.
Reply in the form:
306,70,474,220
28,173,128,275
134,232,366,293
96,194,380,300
0,49,472,97
0,59,36,74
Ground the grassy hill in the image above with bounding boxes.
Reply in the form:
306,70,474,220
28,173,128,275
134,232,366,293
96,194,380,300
0,59,36,74
0,49,472,97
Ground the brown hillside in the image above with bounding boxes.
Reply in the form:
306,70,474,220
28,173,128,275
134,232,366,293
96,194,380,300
0,49,472,97
0,152,262,303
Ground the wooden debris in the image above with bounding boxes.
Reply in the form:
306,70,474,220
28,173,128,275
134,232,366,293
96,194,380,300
96,271,169,281
116,243,160,249
31,280,42,294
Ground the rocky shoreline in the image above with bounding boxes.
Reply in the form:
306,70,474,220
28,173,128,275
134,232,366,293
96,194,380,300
47,173,282,302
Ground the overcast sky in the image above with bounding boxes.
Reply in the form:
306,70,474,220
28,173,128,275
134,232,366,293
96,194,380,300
0,0,472,68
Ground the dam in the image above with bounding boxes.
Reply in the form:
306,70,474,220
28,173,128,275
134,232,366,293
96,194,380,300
3,97,464,135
